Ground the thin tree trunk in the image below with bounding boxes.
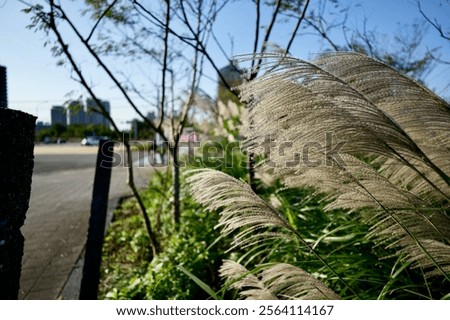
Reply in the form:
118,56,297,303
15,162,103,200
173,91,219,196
248,152,256,191
170,143,181,225
125,139,160,255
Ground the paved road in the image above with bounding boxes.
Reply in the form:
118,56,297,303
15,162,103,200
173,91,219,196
19,143,152,299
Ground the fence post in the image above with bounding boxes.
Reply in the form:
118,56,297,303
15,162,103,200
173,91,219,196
79,139,114,299
0,109,36,299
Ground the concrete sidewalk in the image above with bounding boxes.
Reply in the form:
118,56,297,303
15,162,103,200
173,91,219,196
19,145,152,299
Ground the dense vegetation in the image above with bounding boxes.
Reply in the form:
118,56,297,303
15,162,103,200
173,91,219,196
99,143,245,299
99,182,225,299
99,53,450,300
100,166,449,299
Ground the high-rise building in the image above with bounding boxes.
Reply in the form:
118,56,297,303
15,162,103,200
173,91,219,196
147,111,156,121
51,106,67,125
68,100,85,125
35,121,51,132
86,98,110,126
217,62,243,103
0,65,7,109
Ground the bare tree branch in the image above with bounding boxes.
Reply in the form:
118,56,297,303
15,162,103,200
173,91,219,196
46,2,119,134
45,0,161,255
177,0,236,93
285,0,311,55
124,134,160,255
250,0,261,71
158,0,171,131
86,0,119,43
133,0,234,94
417,0,450,41
52,2,165,139
251,0,282,79
304,17,340,51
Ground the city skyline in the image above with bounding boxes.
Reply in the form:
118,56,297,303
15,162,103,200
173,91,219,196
47,98,111,127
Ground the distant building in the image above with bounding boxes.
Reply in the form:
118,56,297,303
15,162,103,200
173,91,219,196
86,98,110,126
147,111,156,121
68,100,85,125
35,121,51,132
67,98,111,126
217,62,243,102
0,65,7,109
51,106,66,125
215,62,246,139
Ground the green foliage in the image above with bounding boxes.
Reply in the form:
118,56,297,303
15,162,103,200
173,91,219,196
65,123,116,138
98,199,152,299
189,138,249,180
137,206,224,300
36,123,115,141
135,120,156,140
217,87,241,106
52,123,66,136
84,0,132,24
99,171,228,300
259,185,446,299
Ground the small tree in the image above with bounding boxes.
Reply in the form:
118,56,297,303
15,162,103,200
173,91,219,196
24,0,313,253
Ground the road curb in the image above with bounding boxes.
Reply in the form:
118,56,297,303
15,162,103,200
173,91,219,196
58,193,131,300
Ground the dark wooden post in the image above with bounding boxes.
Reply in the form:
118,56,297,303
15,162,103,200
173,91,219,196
0,109,36,299
79,139,114,299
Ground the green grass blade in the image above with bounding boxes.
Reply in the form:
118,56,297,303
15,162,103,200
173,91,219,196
177,265,219,300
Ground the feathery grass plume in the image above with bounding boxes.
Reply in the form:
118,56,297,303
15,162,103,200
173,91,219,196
220,260,278,300
237,53,450,282
187,168,359,297
238,53,450,200
259,263,341,300
379,157,449,202
187,168,296,250
220,260,340,300
313,52,450,190
313,52,450,150
284,153,450,279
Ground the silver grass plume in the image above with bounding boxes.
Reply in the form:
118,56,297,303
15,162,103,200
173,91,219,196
187,168,296,250
313,52,450,200
284,153,450,278
314,53,450,171
237,53,450,280
220,260,340,300
219,260,278,300
187,168,358,296
238,53,450,200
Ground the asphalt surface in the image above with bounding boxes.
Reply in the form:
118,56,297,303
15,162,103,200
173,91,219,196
19,143,153,299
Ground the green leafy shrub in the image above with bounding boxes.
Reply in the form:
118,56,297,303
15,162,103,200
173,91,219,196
99,172,227,299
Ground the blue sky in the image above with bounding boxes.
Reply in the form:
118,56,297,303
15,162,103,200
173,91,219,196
0,0,449,130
